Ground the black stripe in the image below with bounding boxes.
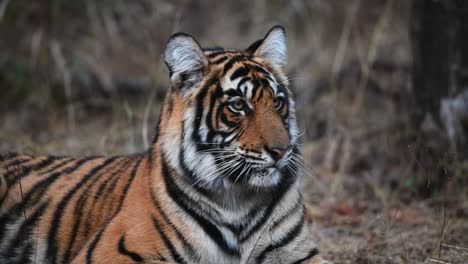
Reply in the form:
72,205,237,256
63,158,124,263
162,156,240,256
96,161,128,219
256,214,305,263
239,174,294,242
81,159,131,240
39,158,74,176
86,225,106,264
151,188,198,262
1,153,29,165
211,55,228,64
271,202,303,230
191,80,211,151
222,208,263,237
5,156,59,186
151,97,165,145
223,57,242,74
0,158,95,239
152,215,187,264
118,235,144,262
237,77,251,88
207,50,226,58
0,152,16,162
230,66,250,81
96,157,139,222
291,248,320,264
220,111,238,128
250,64,269,75
204,85,223,143
85,159,142,264
3,201,49,259
181,78,223,196
2,156,32,172
47,157,118,264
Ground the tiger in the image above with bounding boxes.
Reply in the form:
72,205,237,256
0,26,331,264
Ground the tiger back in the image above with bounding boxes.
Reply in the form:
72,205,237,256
0,26,330,264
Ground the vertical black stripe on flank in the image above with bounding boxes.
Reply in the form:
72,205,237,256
0,158,95,239
63,158,125,263
85,158,142,264
47,157,118,264
152,216,187,264
291,248,320,264
81,159,132,240
94,160,130,221
86,226,106,264
118,235,144,262
256,214,305,263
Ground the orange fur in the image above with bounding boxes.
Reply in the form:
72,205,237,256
0,26,330,264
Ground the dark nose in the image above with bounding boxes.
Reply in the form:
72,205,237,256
265,145,290,162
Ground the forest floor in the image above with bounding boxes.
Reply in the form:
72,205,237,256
1,106,467,264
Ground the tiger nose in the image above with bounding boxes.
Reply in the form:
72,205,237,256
265,145,290,161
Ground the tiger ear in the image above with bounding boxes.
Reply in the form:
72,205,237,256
164,33,208,90
246,25,287,69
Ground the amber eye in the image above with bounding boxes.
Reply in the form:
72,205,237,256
229,97,246,111
274,97,286,110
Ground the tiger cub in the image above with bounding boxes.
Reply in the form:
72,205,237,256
0,26,330,264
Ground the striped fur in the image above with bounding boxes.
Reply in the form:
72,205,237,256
0,26,330,264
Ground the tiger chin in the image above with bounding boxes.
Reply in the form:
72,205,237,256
0,26,331,264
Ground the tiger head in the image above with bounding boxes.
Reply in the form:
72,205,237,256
159,26,300,190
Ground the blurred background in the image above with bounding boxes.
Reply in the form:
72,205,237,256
0,0,467,263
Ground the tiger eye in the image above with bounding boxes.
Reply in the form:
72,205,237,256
230,97,246,111
274,97,285,110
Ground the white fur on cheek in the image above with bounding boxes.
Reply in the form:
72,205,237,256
182,105,218,186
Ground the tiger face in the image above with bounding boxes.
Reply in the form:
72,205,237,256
161,26,300,190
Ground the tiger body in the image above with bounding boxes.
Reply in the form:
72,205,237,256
0,26,329,264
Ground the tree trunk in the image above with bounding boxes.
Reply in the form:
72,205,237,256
411,0,468,156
